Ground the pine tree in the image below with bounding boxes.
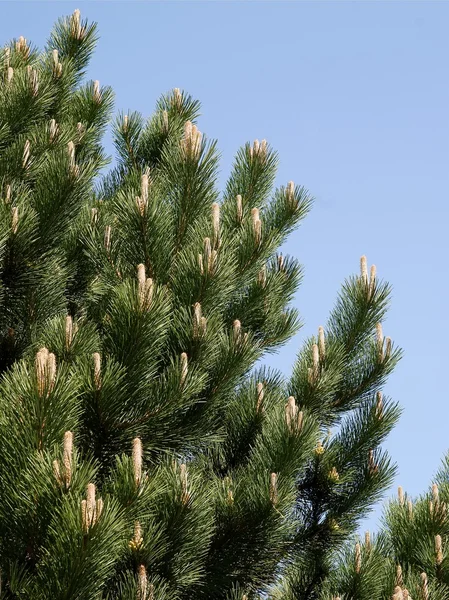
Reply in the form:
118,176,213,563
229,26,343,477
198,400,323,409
325,456,449,600
0,10,401,600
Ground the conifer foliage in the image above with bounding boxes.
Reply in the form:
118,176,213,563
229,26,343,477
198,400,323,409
325,458,449,600
0,11,401,600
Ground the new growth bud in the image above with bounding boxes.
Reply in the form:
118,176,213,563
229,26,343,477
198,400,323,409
93,80,101,103
233,319,242,344
249,138,267,161
49,119,59,142
137,264,153,309
28,68,38,96
355,542,361,573
181,120,202,159
368,450,378,475
104,226,111,252
251,207,262,244
270,472,278,505
398,486,404,506
133,438,143,487
162,109,169,132
421,573,429,600
318,326,325,361
52,49,62,77
286,180,296,208
180,352,188,388
436,534,443,564
137,564,148,600
236,194,243,222
172,87,182,108
360,255,368,284
285,396,297,432
81,483,103,533
93,352,101,390
193,303,206,338
65,315,74,349
71,9,85,40
365,531,371,550
376,391,383,419
129,521,144,551
67,141,78,176
11,206,18,234
35,347,57,396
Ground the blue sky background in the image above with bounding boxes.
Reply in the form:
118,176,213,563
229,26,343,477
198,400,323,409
2,1,448,532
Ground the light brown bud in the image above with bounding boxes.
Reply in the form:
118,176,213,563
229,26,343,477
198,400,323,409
49,119,58,142
53,459,61,483
285,396,296,431
71,9,83,39
433,483,439,503
312,343,319,381
63,431,73,487
133,438,143,486
355,542,361,573
396,564,403,586
141,173,149,207
365,530,371,550
29,68,38,96
398,486,404,506
198,253,204,275
236,194,243,222
93,80,101,103
104,226,111,252
392,586,403,600
137,564,147,600
173,87,182,108
286,180,295,207
368,449,378,475
180,352,188,388
181,120,202,159
376,391,383,419
137,263,146,304
318,326,325,361
421,572,429,600
193,302,202,338
93,352,101,389
11,206,18,234
233,319,242,343
408,499,413,519
5,184,11,203
86,483,96,529
67,141,76,173
7,66,13,83
435,534,443,564
369,264,377,298
162,109,169,132
360,255,368,283
204,237,212,271
270,472,278,505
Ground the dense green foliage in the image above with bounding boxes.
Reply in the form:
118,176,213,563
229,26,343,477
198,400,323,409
0,11,402,600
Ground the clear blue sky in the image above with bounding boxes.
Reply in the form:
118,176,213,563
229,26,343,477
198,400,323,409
2,1,448,531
